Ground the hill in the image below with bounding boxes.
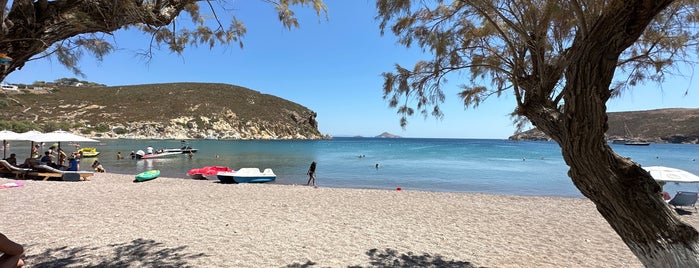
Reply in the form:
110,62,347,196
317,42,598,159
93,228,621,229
509,108,699,144
375,132,401,138
0,83,326,140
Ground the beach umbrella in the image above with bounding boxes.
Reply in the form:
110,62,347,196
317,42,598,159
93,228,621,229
0,130,21,158
643,166,699,183
26,130,99,150
18,130,42,157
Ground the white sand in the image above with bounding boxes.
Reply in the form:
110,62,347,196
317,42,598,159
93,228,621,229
1,173,698,267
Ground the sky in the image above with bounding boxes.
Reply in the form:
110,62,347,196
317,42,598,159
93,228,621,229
5,1,699,139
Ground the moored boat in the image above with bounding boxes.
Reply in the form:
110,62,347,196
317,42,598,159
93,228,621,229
136,151,183,159
624,140,651,146
163,146,199,154
217,168,276,183
162,141,199,154
141,151,183,159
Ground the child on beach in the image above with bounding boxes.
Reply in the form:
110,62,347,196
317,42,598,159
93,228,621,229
307,161,317,187
91,160,105,173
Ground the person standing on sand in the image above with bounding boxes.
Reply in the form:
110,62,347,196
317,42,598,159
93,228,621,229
57,148,67,167
0,232,24,267
306,161,317,187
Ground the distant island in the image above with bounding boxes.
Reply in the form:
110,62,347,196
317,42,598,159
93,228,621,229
375,132,401,138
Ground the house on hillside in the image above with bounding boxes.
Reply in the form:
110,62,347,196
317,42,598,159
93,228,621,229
1,84,18,91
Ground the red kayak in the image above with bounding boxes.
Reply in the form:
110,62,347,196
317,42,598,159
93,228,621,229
187,166,233,179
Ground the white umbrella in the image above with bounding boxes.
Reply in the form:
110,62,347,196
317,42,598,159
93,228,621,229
26,130,98,151
644,166,699,183
0,130,21,158
27,130,98,143
18,130,43,158
19,130,41,138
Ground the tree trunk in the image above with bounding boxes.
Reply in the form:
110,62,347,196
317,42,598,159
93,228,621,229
527,68,699,267
520,2,699,266
558,121,699,267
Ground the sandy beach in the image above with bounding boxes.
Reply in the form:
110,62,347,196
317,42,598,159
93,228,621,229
1,174,698,267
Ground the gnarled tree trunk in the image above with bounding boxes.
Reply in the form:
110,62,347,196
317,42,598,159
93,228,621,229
520,1,699,266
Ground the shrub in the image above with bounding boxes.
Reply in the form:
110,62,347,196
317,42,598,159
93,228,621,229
94,124,110,132
113,127,127,134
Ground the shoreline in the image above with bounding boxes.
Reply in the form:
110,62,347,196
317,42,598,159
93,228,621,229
2,173,698,267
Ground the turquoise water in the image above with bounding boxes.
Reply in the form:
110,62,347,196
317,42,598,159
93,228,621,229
6,138,699,197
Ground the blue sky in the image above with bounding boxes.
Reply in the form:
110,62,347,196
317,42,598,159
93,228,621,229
6,1,699,139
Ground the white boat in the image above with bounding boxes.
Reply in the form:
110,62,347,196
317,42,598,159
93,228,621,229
623,123,650,146
217,168,276,183
624,140,651,146
141,152,183,159
135,150,183,159
162,146,199,154
163,141,199,154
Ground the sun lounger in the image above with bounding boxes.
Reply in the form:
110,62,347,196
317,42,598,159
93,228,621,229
668,191,699,211
0,160,32,179
29,164,94,181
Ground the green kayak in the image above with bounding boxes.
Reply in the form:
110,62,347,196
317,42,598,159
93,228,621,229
134,169,160,182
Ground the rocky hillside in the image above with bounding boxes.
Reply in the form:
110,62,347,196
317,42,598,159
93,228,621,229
0,83,326,140
509,108,699,144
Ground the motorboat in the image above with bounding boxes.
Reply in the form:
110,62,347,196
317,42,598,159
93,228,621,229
162,140,199,154
162,145,198,154
187,166,233,179
624,140,651,146
140,151,183,159
135,150,182,159
216,168,276,183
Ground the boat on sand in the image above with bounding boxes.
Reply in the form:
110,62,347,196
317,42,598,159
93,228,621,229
217,168,276,183
134,169,160,182
187,166,233,179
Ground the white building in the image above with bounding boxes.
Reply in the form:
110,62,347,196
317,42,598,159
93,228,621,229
1,84,18,90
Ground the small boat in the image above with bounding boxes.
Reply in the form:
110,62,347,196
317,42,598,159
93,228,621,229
624,140,651,146
77,147,100,157
622,123,650,146
163,141,199,154
217,168,276,183
162,146,199,154
135,169,160,182
187,166,233,179
139,151,183,159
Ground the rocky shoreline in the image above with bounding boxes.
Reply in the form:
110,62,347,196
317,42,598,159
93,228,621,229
88,113,330,140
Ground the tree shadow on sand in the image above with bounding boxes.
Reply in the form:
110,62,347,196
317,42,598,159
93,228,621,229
29,238,207,268
286,248,483,268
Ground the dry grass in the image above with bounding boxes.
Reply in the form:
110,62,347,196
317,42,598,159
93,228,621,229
0,83,320,136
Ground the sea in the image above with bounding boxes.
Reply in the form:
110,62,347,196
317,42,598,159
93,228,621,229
5,138,699,198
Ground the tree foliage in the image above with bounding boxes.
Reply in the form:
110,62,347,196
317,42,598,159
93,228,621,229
377,0,699,266
0,0,327,82
377,0,699,129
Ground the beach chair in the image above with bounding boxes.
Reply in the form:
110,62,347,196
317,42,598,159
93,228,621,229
668,191,699,211
28,164,94,181
0,159,32,179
